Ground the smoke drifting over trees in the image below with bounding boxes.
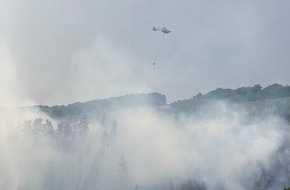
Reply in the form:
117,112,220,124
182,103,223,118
2,0,290,188
0,86,290,190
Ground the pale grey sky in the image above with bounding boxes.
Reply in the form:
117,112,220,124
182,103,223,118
1,0,290,105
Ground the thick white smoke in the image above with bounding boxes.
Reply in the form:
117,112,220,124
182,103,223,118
0,102,289,190
113,106,288,189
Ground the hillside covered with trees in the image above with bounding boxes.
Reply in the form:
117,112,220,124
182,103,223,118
9,83,289,190
169,83,290,121
34,84,290,122
36,92,166,119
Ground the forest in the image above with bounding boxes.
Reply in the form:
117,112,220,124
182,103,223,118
1,84,290,190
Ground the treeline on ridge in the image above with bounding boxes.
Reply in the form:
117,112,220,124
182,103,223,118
37,92,166,119
32,84,290,121
199,83,290,102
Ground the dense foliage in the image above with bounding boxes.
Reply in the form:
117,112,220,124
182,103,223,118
169,84,290,121
12,83,290,190
38,92,166,119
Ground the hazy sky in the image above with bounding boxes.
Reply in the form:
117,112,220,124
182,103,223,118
1,0,290,105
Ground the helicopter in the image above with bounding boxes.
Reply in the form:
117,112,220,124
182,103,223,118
152,26,171,65
153,26,171,34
